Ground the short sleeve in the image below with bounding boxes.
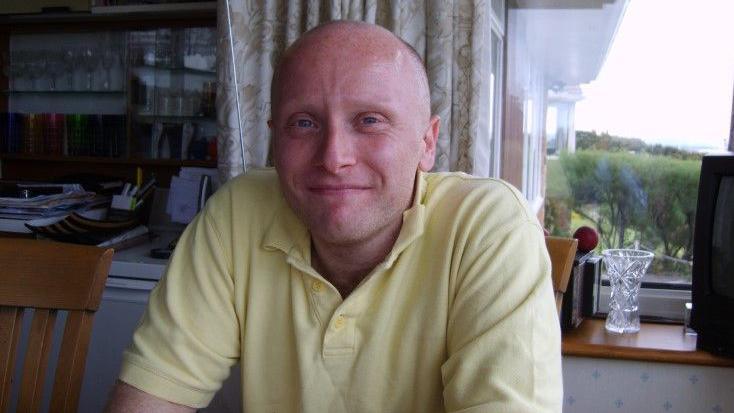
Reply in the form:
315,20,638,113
441,219,563,413
119,208,240,408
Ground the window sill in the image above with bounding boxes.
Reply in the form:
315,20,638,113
562,318,734,368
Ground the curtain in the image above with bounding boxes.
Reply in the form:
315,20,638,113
216,0,493,181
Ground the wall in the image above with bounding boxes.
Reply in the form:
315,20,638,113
563,356,734,413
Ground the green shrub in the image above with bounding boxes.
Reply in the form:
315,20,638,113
545,150,701,271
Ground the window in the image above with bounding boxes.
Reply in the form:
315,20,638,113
543,1,734,320
504,5,548,212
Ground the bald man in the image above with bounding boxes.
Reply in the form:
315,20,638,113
106,21,562,413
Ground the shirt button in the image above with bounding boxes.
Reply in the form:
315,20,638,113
311,281,323,292
334,314,345,330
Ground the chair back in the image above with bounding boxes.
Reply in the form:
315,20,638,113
0,238,113,413
545,236,578,315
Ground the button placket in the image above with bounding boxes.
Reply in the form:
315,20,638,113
333,314,345,330
323,311,356,356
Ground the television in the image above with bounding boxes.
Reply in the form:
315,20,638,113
691,152,734,357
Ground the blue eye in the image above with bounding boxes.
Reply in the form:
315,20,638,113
363,116,378,124
297,119,315,128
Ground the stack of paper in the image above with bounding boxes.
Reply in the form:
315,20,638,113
0,184,109,233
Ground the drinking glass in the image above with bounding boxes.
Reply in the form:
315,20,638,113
61,49,77,90
66,114,89,156
80,47,99,90
101,49,118,90
44,50,65,91
602,249,655,334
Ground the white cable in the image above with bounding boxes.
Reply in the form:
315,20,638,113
223,0,247,173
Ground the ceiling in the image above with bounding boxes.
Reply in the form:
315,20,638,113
510,0,629,87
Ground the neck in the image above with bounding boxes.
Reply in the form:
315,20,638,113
311,219,402,298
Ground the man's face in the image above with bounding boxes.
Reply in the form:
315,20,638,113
271,34,438,247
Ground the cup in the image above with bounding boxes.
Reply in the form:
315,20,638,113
602,249,654,334
43,113,65,155
66,114,89,156
23,114,43,154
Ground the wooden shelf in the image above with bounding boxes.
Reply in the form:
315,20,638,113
0,2,215,31
562,318,734,367
0,4,218,187
0,154,215,187
0,153,215,167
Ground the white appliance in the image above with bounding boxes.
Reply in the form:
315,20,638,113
76,276,157,413
77,233,172,413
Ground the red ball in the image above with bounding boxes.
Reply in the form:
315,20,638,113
573,226,599,252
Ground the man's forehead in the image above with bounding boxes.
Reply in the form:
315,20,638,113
271,22,430,119
287,27,406,68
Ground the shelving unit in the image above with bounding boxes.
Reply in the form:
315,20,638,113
0,2,217,187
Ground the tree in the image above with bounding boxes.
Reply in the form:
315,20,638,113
559,151,647,249
547,151,701,267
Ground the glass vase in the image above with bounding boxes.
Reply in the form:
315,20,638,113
602,249,654,334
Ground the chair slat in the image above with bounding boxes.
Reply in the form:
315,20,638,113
49,311,95,413
0,307,24,413
17,309,58,413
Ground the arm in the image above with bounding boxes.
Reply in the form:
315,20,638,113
105,381,195,413
442,219,563,412
115,202,241,408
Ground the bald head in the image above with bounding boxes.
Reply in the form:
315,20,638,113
270,21,431,122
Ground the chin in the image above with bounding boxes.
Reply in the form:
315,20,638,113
310,221,367,245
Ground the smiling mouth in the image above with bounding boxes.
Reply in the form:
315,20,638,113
308,185,371,194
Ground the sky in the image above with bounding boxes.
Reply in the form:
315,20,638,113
574,0,734,150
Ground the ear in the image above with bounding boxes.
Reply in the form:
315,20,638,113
418,115,440,172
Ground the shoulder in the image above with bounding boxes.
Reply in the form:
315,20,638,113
422,172,539,240
212,168,280,201
197,168,286,237
205,168,282,214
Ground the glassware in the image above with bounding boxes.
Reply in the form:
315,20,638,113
66,114,89,156
23,113,43,153
61,49,77,90
29,56,48,91
602,249,654,334
156,87,172,116
80,47,99,90
155,29,173,67
43,113,65,154
44,50,65,91
101,49,118,90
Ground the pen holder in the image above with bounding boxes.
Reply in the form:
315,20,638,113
111,194,137,211
109,194,151,225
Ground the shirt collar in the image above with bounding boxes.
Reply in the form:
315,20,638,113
262,171,428,269
261,193,310,262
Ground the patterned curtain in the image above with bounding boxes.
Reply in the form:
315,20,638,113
216,0,493,181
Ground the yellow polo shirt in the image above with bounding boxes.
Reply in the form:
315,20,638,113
119,169,562,412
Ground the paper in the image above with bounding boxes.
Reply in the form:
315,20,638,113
180,167,220,190
166,175,200,224
165,167,219,224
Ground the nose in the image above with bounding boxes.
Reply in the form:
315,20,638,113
315,123,356,173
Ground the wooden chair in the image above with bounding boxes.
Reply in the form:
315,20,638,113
0,238,113,413
545,236,578,315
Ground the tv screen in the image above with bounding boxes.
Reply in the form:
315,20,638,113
712,176,734,299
